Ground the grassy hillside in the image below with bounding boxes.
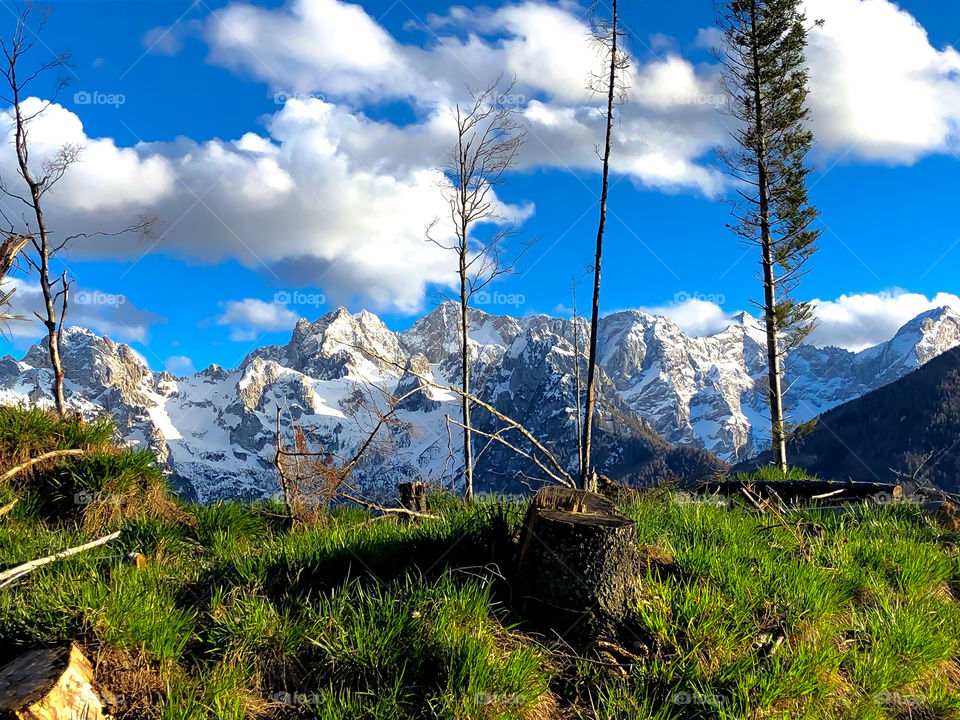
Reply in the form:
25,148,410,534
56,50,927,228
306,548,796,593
1,408,960,718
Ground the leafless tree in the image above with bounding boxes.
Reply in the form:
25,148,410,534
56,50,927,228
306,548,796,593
273,383,431,523
571,279,584,478
580,0,629,491
428,76,529,501
0,4,156,415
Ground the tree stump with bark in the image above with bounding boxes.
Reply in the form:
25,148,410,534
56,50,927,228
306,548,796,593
515,486,642,643
0,643,103,720
398,481,427,523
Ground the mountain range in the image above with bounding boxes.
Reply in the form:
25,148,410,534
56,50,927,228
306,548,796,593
0,302,958,501
738,345,960,492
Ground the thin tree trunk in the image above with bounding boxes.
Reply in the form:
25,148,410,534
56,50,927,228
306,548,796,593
459,232,473,500
751,2,787,471
581,0,619,492
572,284,583,479
12,81,66,415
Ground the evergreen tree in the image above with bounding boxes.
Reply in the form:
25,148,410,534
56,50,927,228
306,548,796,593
718,0,823,471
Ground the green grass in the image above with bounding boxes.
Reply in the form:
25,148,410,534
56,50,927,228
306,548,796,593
727,465,821,484
2,408,960,718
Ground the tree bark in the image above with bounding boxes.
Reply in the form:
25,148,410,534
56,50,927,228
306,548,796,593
0,643,104,720
459,247,473,500
11,75,66,416
398,481,427,523
581,0,619,492
750,0,787,472
515,485,641,644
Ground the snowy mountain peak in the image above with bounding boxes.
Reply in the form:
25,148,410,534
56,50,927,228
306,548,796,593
270,306,406,381
1,304,958,500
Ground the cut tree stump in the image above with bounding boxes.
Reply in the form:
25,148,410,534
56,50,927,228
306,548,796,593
0,643,103,720
515,486,643,643
397,481,427,523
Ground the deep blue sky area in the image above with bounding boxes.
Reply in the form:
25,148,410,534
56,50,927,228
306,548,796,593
0,0,957,372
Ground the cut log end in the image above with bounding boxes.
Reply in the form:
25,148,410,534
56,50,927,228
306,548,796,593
0,643,104,720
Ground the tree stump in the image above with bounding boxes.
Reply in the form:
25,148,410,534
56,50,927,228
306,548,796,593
397,481,427,523
515,486,642,643
0,643,104,720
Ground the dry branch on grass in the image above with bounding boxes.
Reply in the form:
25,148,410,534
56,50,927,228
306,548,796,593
0,531,120,588
0,447,86,483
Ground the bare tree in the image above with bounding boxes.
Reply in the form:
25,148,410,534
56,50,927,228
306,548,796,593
0,4,155,415
580,0,629,491
274,383,432,523
571,279,584,478
428,77,528,501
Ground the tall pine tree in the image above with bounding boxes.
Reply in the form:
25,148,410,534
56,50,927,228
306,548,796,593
718,0,822,472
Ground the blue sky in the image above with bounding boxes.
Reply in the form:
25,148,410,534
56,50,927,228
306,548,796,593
0,0,959,374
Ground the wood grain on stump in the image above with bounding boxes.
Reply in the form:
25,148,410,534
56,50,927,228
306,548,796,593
0,643,103,720
516,486,642,642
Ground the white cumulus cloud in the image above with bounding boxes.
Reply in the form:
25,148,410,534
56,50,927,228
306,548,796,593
215,297,301,342
808,290,960,351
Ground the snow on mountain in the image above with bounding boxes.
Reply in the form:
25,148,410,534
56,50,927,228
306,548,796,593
3,303,959,500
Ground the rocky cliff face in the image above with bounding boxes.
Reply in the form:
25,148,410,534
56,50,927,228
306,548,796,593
2,303,958,501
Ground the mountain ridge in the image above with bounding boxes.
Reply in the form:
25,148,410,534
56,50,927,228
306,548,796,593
1,302,958,500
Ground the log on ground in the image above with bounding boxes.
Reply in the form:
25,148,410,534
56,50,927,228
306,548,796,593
698,479,902,504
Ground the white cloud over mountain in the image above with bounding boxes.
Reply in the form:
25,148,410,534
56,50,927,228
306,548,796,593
215,298,300,342
808,290,960,351
5,279,164,345
803,0,960,162
644,289,960,354
0,0,956,322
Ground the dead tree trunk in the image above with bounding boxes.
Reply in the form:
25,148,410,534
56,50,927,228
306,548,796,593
0,643,104,720
397,481,427,523
515,486,642,643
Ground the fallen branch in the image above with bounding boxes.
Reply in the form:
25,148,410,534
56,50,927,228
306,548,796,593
0,531,121,588
339,492,438,520
0,499,16,518
0,448,86,484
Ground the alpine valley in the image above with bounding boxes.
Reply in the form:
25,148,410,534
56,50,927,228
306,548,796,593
2,301,958,501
